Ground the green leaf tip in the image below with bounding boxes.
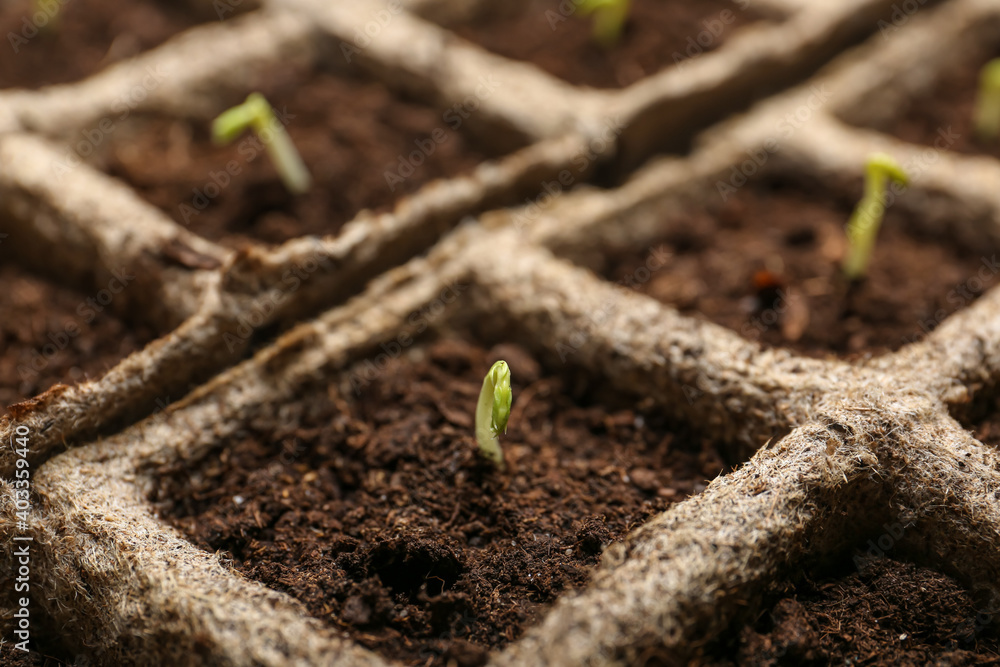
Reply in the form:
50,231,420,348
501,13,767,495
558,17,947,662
211,93,263,145
475,360,512,470
865,152,908,186
842,152,909,281
210,93,312,195
975,58,1000,140
577,0,630,47
489,361,512,436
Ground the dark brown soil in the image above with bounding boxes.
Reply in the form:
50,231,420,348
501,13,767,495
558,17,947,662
0,0,204,90
154,338,725,666
599,181,996,358
0,263,153,415
884,46,1000,160
101,63,495,247
0,642,70,667
452,0,763,89
1,594,75,666
971,395,1000,449
710,555,1000,666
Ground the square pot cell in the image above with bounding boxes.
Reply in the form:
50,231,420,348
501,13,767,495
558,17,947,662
596,178,996,359
707,556,1000,664
451,0,765,90
96,62,500,248
861,44,1000,162
0,0,215,90
152,337,727,666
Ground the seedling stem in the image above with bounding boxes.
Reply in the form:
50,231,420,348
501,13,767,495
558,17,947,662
212,93,311,195
475,360,512,470
975,58,1000,141
842,152,908,281
578,0,631,47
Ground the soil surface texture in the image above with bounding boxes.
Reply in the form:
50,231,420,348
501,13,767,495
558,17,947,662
155,338,725,666
103,63,494,247
0,263,152,416
711,555,1000,666
453,0,762,89
600,181,994,358
0,643,70,667
884,46,1000,161
0,0,204,90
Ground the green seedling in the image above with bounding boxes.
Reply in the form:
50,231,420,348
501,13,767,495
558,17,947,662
34,0,61,33
975,58,1000,141
212,93,311,195
475,360,512,470
842,152,909,281
578,0,631,47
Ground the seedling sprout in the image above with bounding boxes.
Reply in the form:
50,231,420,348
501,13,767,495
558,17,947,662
475,360,512,470
35,0,61,32
578,0,631,47
975,58,1000,141
212,93,311,195
842,152,909,281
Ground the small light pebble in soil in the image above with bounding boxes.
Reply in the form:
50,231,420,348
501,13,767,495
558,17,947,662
602,182,995,358
154,338,726,666
709,555,1000,666
0,264,153,415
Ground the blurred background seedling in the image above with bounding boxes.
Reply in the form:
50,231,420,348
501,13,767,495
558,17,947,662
212,92,312,195
33,0,62,33
842,153,909,281
975,58,1000,141
578,0,631,48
